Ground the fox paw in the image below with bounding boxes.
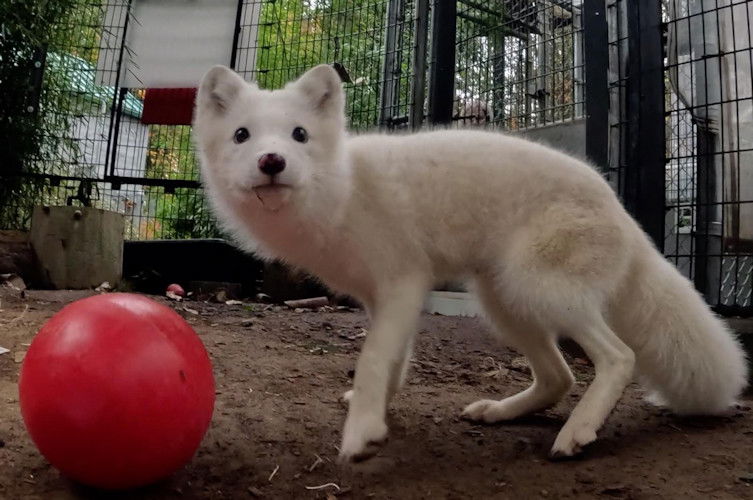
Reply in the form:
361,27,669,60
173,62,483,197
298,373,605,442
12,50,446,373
338,414,388,463
462,399,523,423
341,389,353,404
549,423,597,459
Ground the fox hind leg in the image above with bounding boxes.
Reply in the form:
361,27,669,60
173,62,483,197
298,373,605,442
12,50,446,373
463,278,574,423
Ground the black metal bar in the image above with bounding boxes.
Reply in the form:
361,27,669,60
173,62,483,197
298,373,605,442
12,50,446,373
105,0,132,179
623,0,665,250
11,171,202,190
379,0,401,128
583,0,608,170
108,87,128,181
410,0,429,129
693,128,715,298
456,0,501,18
490,29,505,127
428,0,456,125
229,0,244,69
103,175,202,190
27,46,47,119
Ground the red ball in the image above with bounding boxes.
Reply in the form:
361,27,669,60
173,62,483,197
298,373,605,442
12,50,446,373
19,293,215,489
166,283,185,297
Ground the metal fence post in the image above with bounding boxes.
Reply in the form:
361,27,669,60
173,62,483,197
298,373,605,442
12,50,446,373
105,0,132,183
379,0,402,128
583,0,609,170
428,0,456,125
410,0,429,130
623,0,665,250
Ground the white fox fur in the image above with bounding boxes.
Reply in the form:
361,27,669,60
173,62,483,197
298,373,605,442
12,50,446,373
193,64,748,462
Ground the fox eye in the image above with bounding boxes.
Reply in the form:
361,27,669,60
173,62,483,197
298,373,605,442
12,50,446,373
234,127,250,144
292,126,308,143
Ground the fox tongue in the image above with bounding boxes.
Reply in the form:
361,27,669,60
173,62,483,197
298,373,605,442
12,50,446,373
253,185,292,212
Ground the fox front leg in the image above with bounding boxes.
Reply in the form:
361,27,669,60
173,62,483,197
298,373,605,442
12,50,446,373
338,276,427,462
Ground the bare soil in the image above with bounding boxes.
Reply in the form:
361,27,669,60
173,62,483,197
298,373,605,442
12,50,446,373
1,288,752,499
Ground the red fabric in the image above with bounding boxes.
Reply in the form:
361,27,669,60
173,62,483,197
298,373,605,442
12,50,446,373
141,88,198,125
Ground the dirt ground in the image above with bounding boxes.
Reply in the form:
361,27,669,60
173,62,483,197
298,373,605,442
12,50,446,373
1,288,752,499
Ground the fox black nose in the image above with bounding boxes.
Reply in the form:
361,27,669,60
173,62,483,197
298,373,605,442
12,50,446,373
258,153,286,176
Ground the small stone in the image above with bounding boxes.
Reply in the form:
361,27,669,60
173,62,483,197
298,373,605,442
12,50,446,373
509,357,531,374
600,485,628,496
738,472,753,484
576,472,596,484
241,319,254,327
1,273,26,292
248,486,264,497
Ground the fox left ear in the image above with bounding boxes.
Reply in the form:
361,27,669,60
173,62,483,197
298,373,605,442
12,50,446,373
290,64,344,117
196,65,250,114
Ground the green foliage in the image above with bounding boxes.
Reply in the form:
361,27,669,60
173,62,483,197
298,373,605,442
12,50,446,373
0,0,80,227
256,0,390,130
143,125,219,239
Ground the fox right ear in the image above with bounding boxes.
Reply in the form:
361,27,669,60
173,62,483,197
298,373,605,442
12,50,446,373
197,65,249,113
290,64,344,117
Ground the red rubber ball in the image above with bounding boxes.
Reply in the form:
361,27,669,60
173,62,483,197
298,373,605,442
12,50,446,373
19,293,215,489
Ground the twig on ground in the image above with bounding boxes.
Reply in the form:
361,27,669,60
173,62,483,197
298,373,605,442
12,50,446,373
268,465,280,482
4,304,29,324
305,483,341,492
308,454,324,472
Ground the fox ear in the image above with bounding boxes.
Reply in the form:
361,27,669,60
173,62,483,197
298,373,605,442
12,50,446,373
197,65,251,113
290,64,344,116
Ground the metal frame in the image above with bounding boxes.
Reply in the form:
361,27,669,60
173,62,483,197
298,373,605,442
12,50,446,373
583,0,608,169
410,0,430,129
622,0,665,249
428,0,456,125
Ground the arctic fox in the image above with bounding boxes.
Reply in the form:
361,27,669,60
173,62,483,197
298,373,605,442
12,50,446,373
193,64,748,462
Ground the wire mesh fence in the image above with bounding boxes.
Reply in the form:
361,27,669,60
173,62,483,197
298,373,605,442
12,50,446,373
2,0,752,314
663,0,753,312
3,0,588,240
453,0,584,129
1,0,419,240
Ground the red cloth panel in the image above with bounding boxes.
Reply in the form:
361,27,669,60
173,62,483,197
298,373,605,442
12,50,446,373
141,88,198,125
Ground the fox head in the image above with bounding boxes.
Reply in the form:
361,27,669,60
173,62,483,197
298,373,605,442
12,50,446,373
193,65,349,217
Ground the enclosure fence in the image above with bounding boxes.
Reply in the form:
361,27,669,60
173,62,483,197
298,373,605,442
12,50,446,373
2,0,752,314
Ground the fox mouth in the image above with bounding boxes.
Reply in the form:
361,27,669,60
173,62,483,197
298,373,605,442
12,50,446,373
252,183,293,212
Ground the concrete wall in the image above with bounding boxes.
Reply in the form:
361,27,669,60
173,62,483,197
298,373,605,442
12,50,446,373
516,118,587,162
